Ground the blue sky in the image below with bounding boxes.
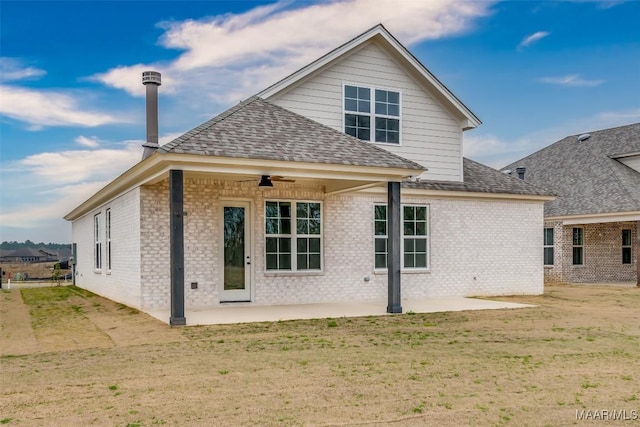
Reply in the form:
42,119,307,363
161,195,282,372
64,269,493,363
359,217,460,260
1,0,639,243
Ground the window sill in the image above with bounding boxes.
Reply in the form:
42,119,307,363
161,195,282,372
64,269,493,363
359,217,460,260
106,271,112,275
94,270,102,274
264,270,325,277
372,141,401,147
373,269,430,275
544,265,554,269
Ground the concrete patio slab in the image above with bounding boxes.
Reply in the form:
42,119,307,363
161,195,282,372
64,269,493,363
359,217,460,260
146,297,536,326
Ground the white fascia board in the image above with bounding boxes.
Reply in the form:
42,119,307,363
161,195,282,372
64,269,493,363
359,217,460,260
257,24,480,128
547,211,640,225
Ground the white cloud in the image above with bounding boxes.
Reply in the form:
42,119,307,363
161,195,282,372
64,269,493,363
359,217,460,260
92,0,495,102
538,74,604,87
517,31,550,50
75,135,101,148
0,141,144,241
0,85,121,129
0,57,46,82
18,141,141,185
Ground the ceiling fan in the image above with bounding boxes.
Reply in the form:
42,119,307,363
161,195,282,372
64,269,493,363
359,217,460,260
237,175,295,187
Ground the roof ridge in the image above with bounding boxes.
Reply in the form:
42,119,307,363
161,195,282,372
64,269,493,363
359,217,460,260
160,96,261,153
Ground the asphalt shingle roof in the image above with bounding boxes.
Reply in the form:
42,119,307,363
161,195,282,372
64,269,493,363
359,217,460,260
503,123,640,217
404,158,552,196
160,97,424,171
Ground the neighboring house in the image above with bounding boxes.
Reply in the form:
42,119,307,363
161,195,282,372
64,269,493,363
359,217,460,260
0,247,59,263
65,25,552,325
503,123,640,284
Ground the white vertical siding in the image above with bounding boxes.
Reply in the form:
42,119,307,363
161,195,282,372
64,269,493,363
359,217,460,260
268,42,464,182
72,188,142,308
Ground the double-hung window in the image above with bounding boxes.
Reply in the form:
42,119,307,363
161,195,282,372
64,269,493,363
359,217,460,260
374,205,429,270
622,229,632,264
344,85,400,144
543,227,554,266
572,227,584,265
106,209,112,271
94,213,102,270
265,201,322,271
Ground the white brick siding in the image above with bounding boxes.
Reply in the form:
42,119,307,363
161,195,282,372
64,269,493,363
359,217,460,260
138,178,544,310
72,188,141,307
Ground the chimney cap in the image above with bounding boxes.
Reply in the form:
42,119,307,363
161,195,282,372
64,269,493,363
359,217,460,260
142,70,161,86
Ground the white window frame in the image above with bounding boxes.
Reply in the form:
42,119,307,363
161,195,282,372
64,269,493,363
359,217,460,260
543,227,554,266
622,229,632,265
105,208,112,272
264,200,323,272
94,213,102,271
373,204,430,271
572,227,584,266
343,82,402,145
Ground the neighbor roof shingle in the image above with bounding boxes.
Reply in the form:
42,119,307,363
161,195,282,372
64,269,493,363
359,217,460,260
404,158,553,196
503,123,640,217
160,97,424,171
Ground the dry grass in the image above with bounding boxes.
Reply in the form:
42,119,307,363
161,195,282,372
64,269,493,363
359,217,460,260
1,284,639,426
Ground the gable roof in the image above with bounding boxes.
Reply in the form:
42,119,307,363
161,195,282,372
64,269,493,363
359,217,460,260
404,158,553,197
160,96,424,171
257,24,481,130
503,123,640,217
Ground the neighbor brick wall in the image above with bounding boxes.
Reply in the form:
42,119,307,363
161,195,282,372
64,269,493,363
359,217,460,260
139,178,545,310
72,187,141,308
560,222,637,283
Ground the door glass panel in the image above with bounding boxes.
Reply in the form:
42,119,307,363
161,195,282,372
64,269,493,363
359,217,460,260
224,207,245,290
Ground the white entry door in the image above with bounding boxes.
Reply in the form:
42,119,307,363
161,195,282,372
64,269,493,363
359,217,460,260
220,202,251,302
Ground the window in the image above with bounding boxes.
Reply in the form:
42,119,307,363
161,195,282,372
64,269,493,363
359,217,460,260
265,201,321,271
106,209,112,271
543,227,554,266
622,229,632,264
572,227,583,265
94,213,102,270
345,85,400,144
374,205,429,270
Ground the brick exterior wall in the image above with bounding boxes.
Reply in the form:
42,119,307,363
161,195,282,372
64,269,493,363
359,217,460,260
544,221,637,283
72,188,142,307
138,178,545,310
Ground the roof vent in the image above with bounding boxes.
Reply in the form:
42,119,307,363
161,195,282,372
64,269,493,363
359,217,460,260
577,133,591,142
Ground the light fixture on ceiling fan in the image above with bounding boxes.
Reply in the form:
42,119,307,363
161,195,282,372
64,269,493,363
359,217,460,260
258,175,295,187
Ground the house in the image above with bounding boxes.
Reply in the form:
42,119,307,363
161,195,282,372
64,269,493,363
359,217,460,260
503,123,640,284
0,247,59,263
65,24,552,325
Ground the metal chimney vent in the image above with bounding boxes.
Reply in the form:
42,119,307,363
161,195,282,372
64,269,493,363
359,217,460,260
142,71,162,86
141,71,161,160
515,167,526,180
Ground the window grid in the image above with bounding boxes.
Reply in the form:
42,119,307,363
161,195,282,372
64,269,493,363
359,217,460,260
543,227,554,266
265,201,322,271
106,209,112,271
374,204,429,270
572,227,584,265
344,84,400,144
94,213,102,270
622,229,632,265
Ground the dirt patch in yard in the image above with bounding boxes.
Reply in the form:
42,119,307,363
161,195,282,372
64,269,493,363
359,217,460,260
1,284,639,426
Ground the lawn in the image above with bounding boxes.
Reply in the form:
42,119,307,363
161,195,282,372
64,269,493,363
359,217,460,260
1,284,639,426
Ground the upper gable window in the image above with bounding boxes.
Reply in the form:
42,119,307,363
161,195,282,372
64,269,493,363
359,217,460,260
344,84,400,144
